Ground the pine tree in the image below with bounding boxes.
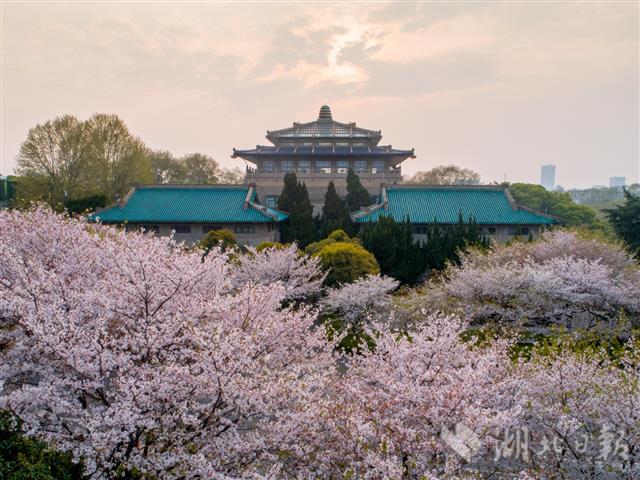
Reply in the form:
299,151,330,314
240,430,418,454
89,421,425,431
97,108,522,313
345,169,372,212
359,215,424,285
320,181,352,238
277,172,298,212
291,182,317,248
605,188,640,258
276,173,316,247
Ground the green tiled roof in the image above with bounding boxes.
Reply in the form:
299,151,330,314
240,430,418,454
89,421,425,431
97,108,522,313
89,185,288,224
353,186,558,225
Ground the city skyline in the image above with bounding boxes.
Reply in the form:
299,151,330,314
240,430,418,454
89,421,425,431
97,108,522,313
1,2,638,189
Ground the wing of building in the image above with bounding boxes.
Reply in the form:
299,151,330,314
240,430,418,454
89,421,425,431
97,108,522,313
232,105,415,213
89,184,287,246
352,185,559,242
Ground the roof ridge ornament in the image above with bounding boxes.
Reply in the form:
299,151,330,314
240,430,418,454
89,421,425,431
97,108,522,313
318,105,332,121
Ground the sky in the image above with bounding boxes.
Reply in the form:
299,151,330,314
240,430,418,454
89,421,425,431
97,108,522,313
1,1,638,189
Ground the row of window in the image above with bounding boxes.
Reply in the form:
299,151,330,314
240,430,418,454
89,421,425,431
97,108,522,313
412,226,530,236
276,142,372,147
142,224,532,237
261,159,387,174
139,225,256,235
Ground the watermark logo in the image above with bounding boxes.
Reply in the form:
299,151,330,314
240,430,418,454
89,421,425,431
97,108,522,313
440,423,482,462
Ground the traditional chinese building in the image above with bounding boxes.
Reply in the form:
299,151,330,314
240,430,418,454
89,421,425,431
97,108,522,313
90,184,287,246
352,185,559,243
232,105,415,213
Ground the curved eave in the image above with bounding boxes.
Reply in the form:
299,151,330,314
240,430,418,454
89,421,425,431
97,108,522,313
353,214,557,225
233,148,415,161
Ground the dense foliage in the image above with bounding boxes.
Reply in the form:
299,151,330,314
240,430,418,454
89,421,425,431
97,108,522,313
277,172,316,247
16,114,153,206
507,182,603,229
359,214,488,284
416,230,640,332
1,208,639,479
1,207,333,478
319,181,352,237
64,194,109,215
345,168,371,212
606,188,640,258
568,185,640,220
359,216,424,284
404,164,481,185
0,411,84,480
306,230,380,286
14,115,242,210
149,151,243,185
197,228,238,253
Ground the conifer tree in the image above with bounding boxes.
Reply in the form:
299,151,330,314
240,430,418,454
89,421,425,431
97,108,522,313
277,172,298,213
345,169,372,212
359,215,423,285
605,188,640,258
320,181,352,237
277,173,316,247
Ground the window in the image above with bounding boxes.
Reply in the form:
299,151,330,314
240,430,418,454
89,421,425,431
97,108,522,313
298,160,311,173
372,160,385,174
280,160,293,172
203,225,223,233
337,160,348,173
234,225,255,234
172,225,191,234
141,225,159,233
507,227,530,236
413,226,428,234
315,160,332,173
487,227,497,235
263,160,275,173
354,160,367,173
265,196,278,209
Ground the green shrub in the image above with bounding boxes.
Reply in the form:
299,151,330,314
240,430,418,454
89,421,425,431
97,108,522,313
305,229,361,256
198,229,237,253
314,241,379,286
255,241,289,252
0,411,84,480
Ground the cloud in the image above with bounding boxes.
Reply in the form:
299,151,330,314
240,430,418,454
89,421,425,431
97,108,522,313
1,2,637,186
359,53,496,98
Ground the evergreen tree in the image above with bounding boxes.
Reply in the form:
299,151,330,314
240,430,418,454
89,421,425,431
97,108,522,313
422,216,487,273
277,173,316,248
359,215,424,285
345,169,372,212
320,181,353,237
277,172,298,212
292,182,317,247
605,188,640,258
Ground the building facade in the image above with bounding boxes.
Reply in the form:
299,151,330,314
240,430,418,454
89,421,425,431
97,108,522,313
90,184,287,246
609,176,626,188
352,185,559,243
540,165,556,190
233,105,415,213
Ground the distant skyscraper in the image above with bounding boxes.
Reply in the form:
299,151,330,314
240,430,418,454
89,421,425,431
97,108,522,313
540,165,556,190
609,176,626,187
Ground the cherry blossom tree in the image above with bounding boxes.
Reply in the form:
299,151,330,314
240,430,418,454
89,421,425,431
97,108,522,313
3,209,639,479
511,345,640,478
420,231,640,331
233,244,325,300
313,314,519,479
0,206,336,479
321,274,399,325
